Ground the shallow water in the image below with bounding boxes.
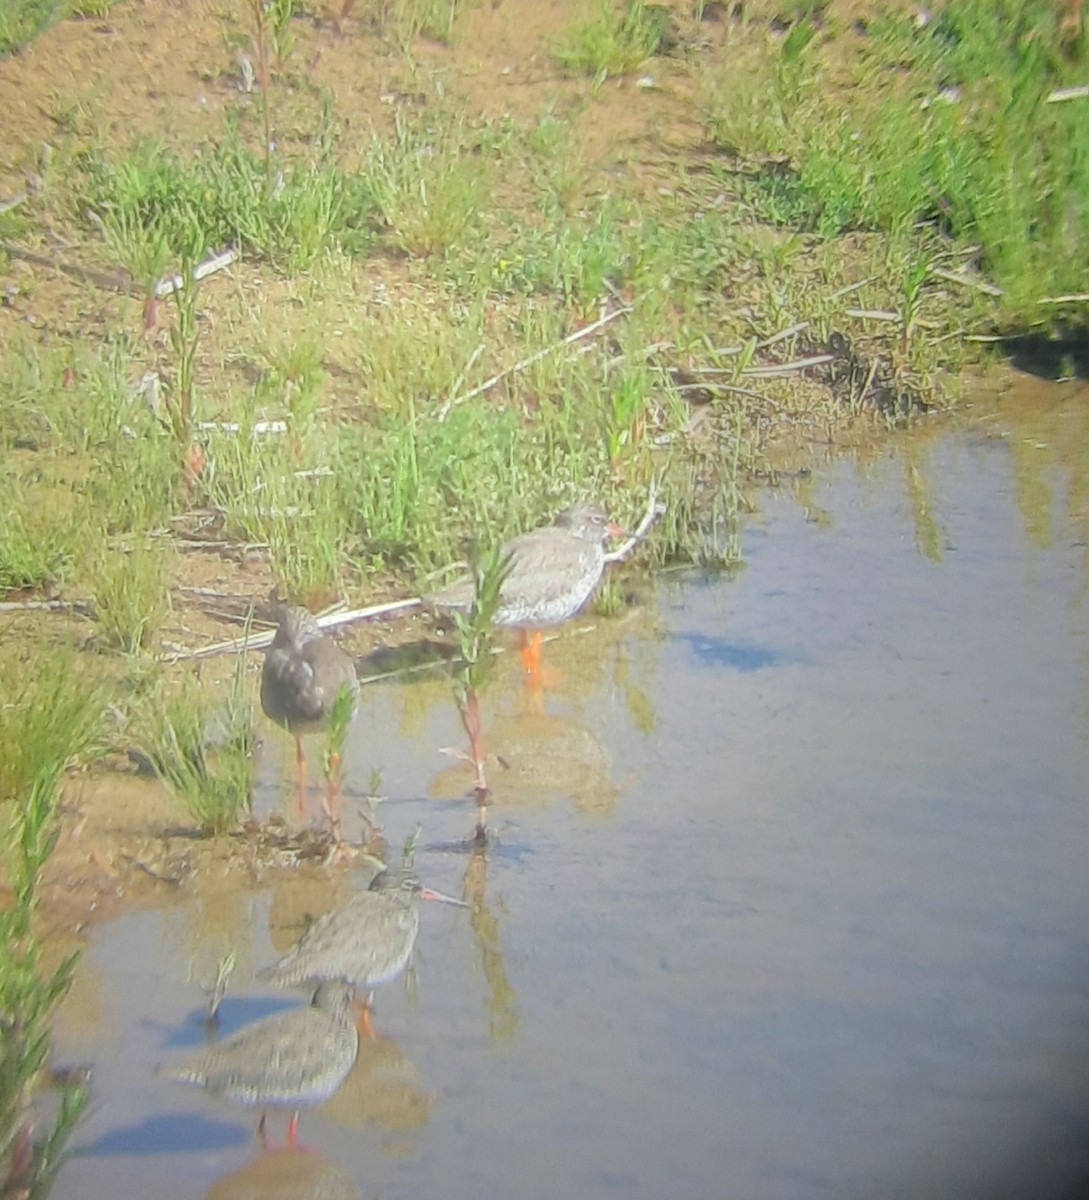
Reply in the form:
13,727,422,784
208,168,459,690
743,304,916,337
53,394,1089,1200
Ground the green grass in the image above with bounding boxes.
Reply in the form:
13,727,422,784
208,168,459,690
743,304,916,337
0,0,62,55
2,0,1074,830
136,663,254,835
362,110,492,257
84,532,172,654
0,650,104,808
383,0,477,47
553,0,669,83
0,653,99,1198
0,472,81,593
0,0,119,54
1,774,89,1199
79,130,377,276
702,0,1089,324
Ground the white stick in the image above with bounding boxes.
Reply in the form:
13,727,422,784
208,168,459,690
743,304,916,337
927,265,1003,296
605,483,664,564
742,354,834,377
162,597,423,661
196,420,289,435
154,247,240,298
440,304,630,411
844,308,902,322
0,191,28,214
1046,85,1089,103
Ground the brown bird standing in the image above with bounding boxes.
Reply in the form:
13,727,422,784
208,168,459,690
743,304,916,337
428,501,621,682
261,605,359,836
260,867,465,1036
163,980,358,1150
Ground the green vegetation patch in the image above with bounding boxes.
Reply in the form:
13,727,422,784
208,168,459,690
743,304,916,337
704,0,1089,323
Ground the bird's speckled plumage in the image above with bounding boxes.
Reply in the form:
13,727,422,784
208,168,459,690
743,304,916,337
260,869,424,991
260,606,360,736
428,502,616,628
164,981,358,1108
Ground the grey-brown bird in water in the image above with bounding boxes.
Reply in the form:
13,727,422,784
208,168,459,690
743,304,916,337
261,605,359,833
260,867,465,1034
428,501,621,680
164,980,358,1149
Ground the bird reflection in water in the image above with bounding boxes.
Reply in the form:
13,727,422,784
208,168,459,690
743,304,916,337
320,1028,435,1143
200,1146,359,1200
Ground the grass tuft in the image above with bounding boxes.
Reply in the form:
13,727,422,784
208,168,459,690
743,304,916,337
85,534,172,655
136,661,254,835
0,650,104,809
702,0,1089,323
553,0,667,83
362,110,490,258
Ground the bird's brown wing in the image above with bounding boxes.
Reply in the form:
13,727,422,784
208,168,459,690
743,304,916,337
494,529,599,617
262,646,323,722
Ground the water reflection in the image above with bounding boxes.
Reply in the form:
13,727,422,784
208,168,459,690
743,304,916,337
319,1030,434,1137
463,846,518,1043
50,383,1089,1200
201,1146,359,1200
175,889,257,1002
430,706,618,819
265,865,363,958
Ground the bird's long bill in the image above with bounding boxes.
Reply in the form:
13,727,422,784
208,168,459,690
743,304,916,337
606,520,627,538
420,887,469,908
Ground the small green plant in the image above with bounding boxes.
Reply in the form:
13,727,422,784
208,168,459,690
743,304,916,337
68,0,117,15
83,134,374,273
447,543,511,837
592,573,623,618
0,652,102,1196
0,475,81,594
553,0,665,84
0,0,62,55
319,683,356,841
165,254,204,446
138,662,254,835
258,335,326,424
1,774,89,1200
363,111,488,257
85,534,171,654
703,0,1089,326
385,0,471,47
266,0,297,66
601,364,651,466
0,652,104,810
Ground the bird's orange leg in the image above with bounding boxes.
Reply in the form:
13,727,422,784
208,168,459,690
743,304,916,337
519,629,559,689
519,629,542,677
353,990,376,1039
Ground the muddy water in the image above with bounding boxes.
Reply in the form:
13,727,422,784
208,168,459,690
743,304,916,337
53,400,1089,1200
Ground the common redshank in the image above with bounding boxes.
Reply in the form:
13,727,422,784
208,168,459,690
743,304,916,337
163,980,358,1149
259,867,464,1034
261,605,359,834
428,501,621,679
